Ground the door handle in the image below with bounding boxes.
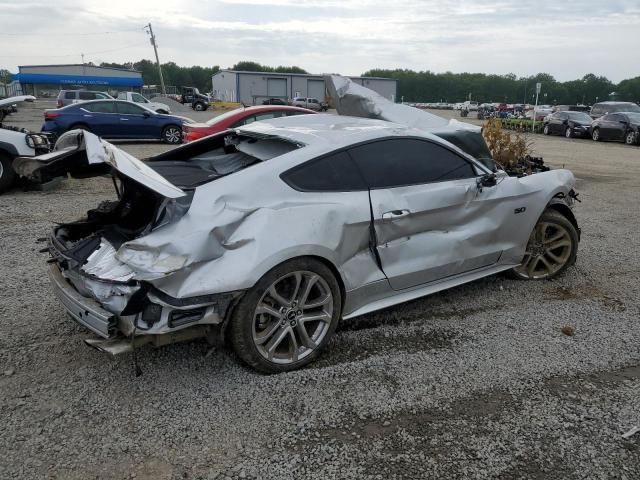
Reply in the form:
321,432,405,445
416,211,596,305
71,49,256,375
382,209,411,223
120,118,129,121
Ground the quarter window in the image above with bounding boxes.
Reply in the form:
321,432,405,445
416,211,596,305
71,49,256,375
348,138,476,189
282,151,366,192
64,91,76,99
78,91,95,100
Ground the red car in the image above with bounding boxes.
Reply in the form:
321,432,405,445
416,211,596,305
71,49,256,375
183,105,317,142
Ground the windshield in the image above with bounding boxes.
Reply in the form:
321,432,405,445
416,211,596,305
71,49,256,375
205,108,245,125
626,113,640,122
612,103,640,113
567,112,592,122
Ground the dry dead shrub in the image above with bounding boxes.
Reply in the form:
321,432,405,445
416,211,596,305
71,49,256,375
482,118,533,170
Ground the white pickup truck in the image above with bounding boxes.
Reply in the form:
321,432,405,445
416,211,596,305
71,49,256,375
116,92,171,114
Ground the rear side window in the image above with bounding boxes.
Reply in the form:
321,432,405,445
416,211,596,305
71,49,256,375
64,91,76,99
349,138,476,189
79,91,95,100
282,151,366,192
83,101,116,113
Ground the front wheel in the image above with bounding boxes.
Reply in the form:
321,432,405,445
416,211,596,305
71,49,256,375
565,127,572,138
162,125,182,144
0,152,16,194
543,124,550,135
592,128,600,141
625,130,637,145
510,210,578,280
193,102,206,111
229,258,342,373
156,109,169,114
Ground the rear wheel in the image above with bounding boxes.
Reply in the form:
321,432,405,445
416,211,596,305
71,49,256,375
510,210,578,280
0,151,16,194
162,125,182,144
592,128,600,141
193,102,206,111
229,258,341,373
69,123,90,132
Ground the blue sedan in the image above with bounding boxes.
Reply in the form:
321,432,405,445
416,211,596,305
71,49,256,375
42,100,190,144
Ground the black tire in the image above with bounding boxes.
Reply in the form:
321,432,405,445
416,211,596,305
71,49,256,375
509,209,579,280
565,127,572,138
0,151,16,194
193,102,206,112
156,109,169,114
592,128,600,142
68,123,90,132
229,257,342,373
162,125,182,144
543,124,550,135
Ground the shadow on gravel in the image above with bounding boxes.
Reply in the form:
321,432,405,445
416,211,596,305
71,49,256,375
310,327,462,369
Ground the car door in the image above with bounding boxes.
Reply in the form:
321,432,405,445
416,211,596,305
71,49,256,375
599,114,619,140
115,102,155,138
553,113,567,134
79,101,119,136
613,114,629,141
348,138,533,291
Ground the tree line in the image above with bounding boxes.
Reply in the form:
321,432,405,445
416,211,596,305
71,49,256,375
362,69,640,105
97,60,307,93
88,60,640,104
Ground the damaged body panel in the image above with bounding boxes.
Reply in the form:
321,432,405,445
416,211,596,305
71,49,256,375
32,111,579,371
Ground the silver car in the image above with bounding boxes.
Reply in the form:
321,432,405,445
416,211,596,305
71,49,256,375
17,114,579,373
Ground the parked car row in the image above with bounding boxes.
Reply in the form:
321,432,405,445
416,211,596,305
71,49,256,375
261,97,329,111
543,110,640,145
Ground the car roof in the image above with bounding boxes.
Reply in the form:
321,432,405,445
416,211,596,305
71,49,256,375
235,113,434,149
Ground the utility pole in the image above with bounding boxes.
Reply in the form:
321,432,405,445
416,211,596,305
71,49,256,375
145,23,166,95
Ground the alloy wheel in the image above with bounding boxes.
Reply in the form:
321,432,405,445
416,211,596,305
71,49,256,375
592,129,599,141
513,221,573,279
164,127,182,144
543,125,549,135
625,131,636,145
252,271,333,365
565,127,572,138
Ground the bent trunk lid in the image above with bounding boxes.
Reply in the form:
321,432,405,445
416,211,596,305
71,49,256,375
13,130,185,198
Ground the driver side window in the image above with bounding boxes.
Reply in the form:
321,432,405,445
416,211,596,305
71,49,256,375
348,138,477,189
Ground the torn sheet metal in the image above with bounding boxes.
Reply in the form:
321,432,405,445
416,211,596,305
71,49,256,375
14,130,186,199
81,239,136,282
324,75,495,169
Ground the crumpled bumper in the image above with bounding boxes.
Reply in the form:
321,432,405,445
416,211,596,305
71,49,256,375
49,265,116,338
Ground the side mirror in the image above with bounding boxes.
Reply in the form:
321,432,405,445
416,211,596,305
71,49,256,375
143,111,151,118
477,173,497,190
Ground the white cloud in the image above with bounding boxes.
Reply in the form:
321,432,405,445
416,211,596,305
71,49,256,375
0,0,638,82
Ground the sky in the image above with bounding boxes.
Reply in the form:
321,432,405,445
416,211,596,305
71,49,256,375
1,0,639,82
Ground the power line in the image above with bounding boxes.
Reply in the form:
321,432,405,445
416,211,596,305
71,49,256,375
0,29,143,37
0,44,147,58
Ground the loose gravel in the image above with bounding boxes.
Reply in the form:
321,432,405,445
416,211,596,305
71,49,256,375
0,105,639,479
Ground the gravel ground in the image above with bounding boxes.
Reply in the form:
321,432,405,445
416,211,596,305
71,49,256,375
1,103,639,479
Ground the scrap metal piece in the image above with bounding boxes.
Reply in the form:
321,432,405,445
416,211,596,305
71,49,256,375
622,426,639,439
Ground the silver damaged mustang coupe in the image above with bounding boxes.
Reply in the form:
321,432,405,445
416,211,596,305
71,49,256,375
17,112,580,372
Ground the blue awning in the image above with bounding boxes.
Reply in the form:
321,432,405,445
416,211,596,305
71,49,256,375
12,72,143,87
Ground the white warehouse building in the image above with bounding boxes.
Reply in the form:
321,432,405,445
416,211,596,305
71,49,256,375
212,70,398,105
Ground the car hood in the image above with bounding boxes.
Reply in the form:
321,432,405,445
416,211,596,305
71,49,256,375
13,130,185,198
324,75,495,170
0,95,36,108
